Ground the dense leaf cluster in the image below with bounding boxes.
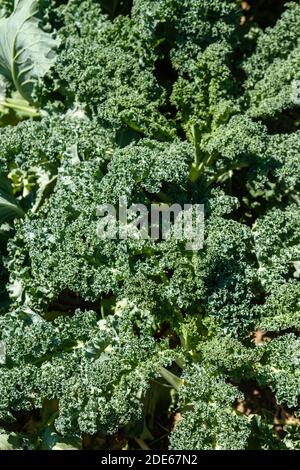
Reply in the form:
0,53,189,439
0,0,299,450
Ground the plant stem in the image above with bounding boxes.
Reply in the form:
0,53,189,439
159,367,183,391
134,437,151,450
0,99,39,117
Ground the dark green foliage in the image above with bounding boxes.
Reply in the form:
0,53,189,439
169,366,251,450
44,3,175,140
133,0,242,138
244,2,300,119
0,305,177,435
0,0,299,451
0,114,116,173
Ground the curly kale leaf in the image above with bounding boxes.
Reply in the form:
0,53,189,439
0,114,116,173
0,305,177,435
169,365,251,450
256,282,300,332
256,334,300,409
253,204,300,289
133,0,242,138
243,2,300,119
46,12,175,141
247,131,300,202
7,139,257,337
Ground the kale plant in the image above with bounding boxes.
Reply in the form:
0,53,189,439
0,0,299,450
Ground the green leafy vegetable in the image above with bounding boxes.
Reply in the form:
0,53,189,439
0,0,59,103
0,0,299,452
0,174,24,224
